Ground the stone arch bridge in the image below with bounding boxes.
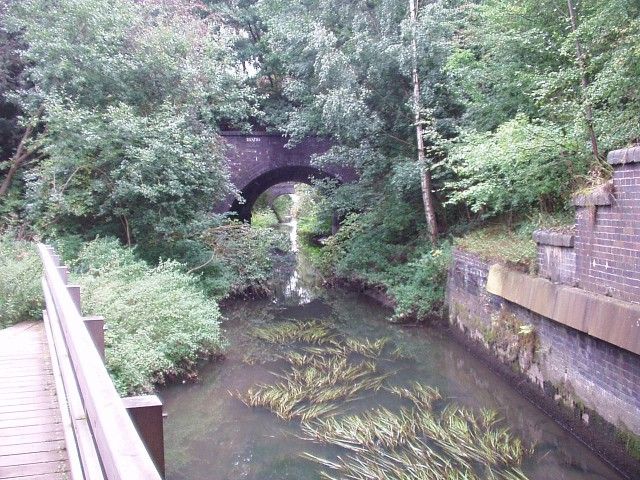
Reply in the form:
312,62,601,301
218,131,357,221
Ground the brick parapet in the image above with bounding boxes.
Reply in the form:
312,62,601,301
533,230,577,285
573,154,640,304
532,146,640,303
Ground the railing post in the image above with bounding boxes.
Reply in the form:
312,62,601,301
50,249,60,266
83,316,105,361
122,395,165,478
57,265,69,283
67,285,82,311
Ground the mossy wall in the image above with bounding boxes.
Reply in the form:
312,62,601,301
447,248,640,453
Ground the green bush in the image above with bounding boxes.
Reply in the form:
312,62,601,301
446,116,586,217
296,185,333,241
74,238,225,395
0,237,43,328
200,223,290,298
306,209,451,321
386,244,452,321
252,207,279,228
272,195,294,222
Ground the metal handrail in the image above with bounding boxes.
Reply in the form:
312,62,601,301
38,244,162,480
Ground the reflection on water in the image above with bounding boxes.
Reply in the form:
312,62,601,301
160,222,623,480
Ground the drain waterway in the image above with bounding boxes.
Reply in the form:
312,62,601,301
160,223,622,480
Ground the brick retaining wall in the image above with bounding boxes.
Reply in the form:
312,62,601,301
534,146,640,304
447,249,640,436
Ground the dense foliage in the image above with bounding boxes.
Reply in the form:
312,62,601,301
1,0,639,323
3,0,256,245
0,236,42,328
197,223,289,298
445,116,583,217
73,238,225,394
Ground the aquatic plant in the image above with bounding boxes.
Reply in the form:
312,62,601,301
251,320,336,345
301,402,531,480
236,325,533,479
344,337,389,358
387,382,442,410
234,355,389,420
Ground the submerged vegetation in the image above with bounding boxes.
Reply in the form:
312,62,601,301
234,320,534,479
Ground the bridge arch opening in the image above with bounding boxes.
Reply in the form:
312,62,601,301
230,165,338,223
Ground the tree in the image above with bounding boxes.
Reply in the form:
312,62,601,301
0,1,29,198
566,0,599,161
4,0,258,242
409,0,438,242
446,0,639,158
246,0,459,239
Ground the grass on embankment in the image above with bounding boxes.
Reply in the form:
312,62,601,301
454,214,575,272
0,238,43,329
455,225,538,271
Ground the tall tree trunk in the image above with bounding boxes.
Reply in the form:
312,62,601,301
409,0,438,242
0,107,43,197
567,0,599,161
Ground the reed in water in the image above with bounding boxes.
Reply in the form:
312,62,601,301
234,320,533,479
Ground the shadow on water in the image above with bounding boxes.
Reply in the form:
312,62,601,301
159,221,623,480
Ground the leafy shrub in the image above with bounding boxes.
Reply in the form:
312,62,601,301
386,245,452,320
200,223,290,298
446,116,586,217
252,207,279,228
272,195,294,222
296,185,333,241
305,209,451,321
74,238,225,395
0,237,43,328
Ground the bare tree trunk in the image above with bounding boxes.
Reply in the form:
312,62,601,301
0,107,43,197
409,0,438,242
567,0,599,161
0,125,34,196
121,215,132,247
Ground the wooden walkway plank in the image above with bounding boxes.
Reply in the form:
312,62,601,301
0,440,66,456
0,449,67,468
0,460,68,479
0,430,65,448
0,402,58,415
0,408,61,422
0,322,70,480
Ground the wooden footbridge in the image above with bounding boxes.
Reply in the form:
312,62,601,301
0,245,165,480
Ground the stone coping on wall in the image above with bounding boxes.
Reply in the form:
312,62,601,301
607,145,640,165
532,229,574,247
486,264,640,356
571,180,614,207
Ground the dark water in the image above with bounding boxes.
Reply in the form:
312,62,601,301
160,223,623,480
